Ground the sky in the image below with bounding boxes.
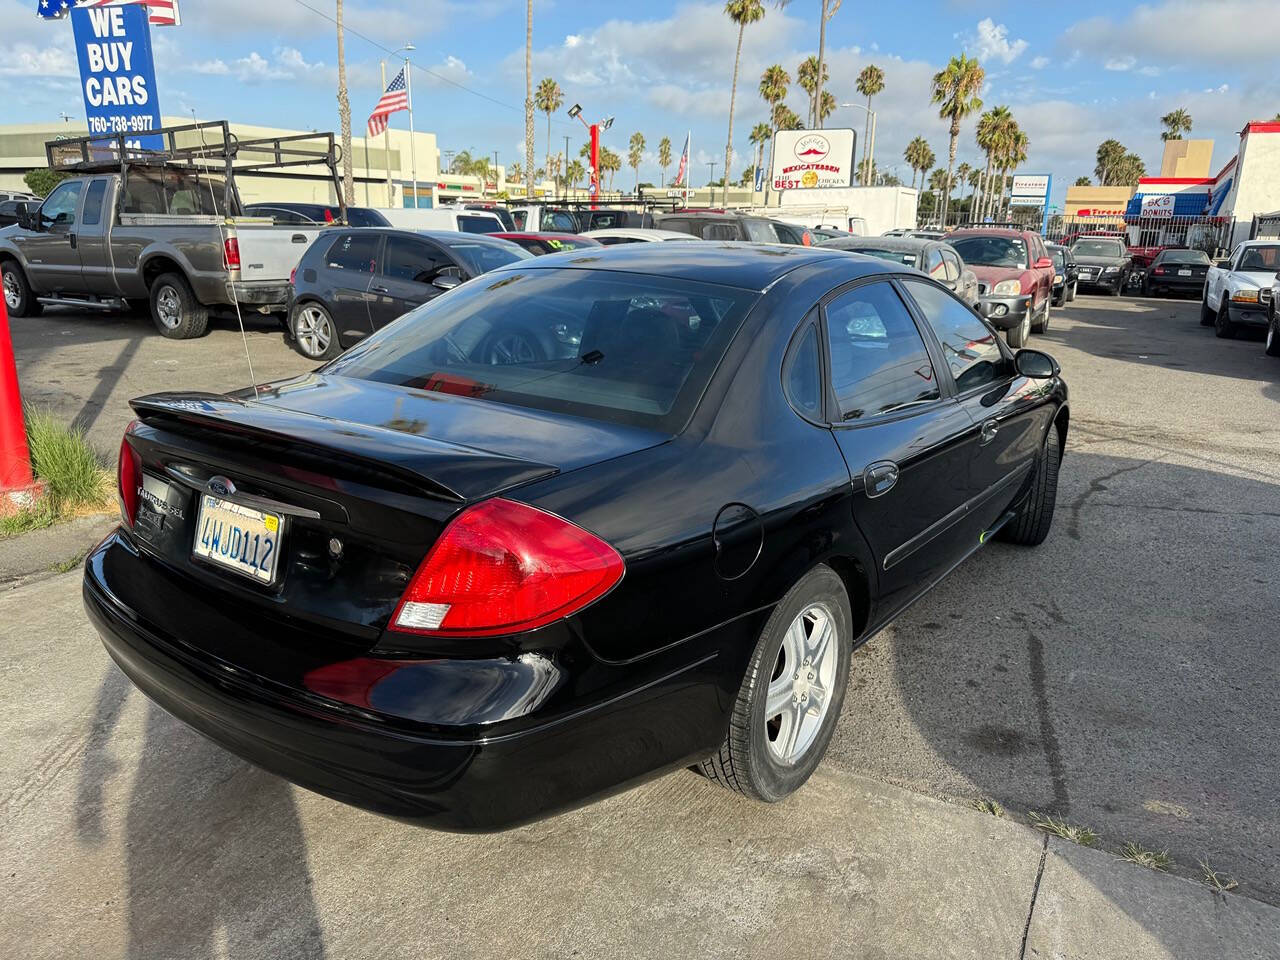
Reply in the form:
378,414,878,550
5,0,1280,208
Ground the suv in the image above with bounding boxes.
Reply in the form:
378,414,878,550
657,211,812,245
1069,236,1132,295
943,226,1055,347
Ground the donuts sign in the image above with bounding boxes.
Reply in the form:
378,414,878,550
771,128,856,190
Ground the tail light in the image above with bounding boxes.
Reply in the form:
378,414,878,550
117,420,141,526
1153,266,1166,275
223,237,241,270
392,498,624,637
290,267,297,286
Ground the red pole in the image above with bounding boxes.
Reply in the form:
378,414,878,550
589,123,600,211
0,293,37,510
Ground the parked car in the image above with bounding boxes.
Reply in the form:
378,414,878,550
943,227,1056,347
578,208,656,232
377,207,505,233
86,242,1068,830
0,190,39,203
459,202,516,231
1268,273,1280,357
1046,244,1078,306
1202,239,1280,338
285,228,532,359
509,206,582,233
821,235,979,306
243,202,391,226
1142,248,1210,298
583,228,701,245
1069,236,1132,295
0,199,36,228
910,229,945,241
657,212,813,245
490,232,601,255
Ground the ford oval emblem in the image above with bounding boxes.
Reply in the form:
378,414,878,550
207,476,236,497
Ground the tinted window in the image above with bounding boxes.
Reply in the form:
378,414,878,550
902,279,1007,393
743,220,775,243
1050,248,1066,269
1072,239,1126,258
785,322,822,418
824,282,939,421
518,236,597,255
457,215,501,234
325,233,380,272
949,235,1027,268
384,237,453,284
440,238,533,276
347,208,390,227
771,222,801,244
545,210,579,232
326,270,758,431
40,181,83,225
122,168,226,216
702,222,740,240
661,219,692,236
840,245,916,266
1155,249,1209,264
593,235,638,246
81,179,107,226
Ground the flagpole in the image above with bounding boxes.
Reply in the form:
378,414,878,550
685,129,690,209
405,57,418,208
380,60,392,206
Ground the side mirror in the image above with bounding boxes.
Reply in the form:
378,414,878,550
1213,258,1230,268
1035,256,1053,269
432,274,461,292
1014,348,1059,379
16,210,32,230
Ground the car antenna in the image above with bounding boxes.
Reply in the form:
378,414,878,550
192,112,259,399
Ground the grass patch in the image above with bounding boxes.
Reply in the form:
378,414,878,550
50,547,91,574
1029,811,1100,847
1198,859,1238,894
972,798,1006,818
1118,841,1172,871
0,408,113,539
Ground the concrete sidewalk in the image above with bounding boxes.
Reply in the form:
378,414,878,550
2,572,1277,959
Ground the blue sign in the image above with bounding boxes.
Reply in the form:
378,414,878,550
71,4,162,152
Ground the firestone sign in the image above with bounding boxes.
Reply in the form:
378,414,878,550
771,129,856,191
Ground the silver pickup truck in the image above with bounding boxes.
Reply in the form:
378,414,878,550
0,122,344,339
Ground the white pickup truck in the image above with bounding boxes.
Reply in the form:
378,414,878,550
1202,239,1280,340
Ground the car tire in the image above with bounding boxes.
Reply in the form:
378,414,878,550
1067,280,1077,303
1,260,42,317
1006,309,1030,348
1215,302,1237,340
1052,288,1064,308
701,565,852,803
149,273,208,339
1000,425,1060,547
1200,290,1216,326
1032,296,1051,333
1110,279,1123,296
290,301,341,360
1265,309,1280,357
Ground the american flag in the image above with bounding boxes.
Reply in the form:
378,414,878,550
368,69,409,138
37,0,182,26
673,132,690,187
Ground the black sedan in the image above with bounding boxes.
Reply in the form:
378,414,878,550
1142,248,1211,298
286,228,532,360
85,243,1069,831
1047,244,1078,306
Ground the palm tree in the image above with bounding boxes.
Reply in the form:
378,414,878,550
509,160,524,185
600,147,622,192
797,55,827,128
773,105,803,130
524,0,535,197
926,167,948,222
759,63,790,200
658,137,672,186
566,159,585,190
1160,108,1193,141
955,161,972,219
724,1,766,207
903,136,926,189
818,91,837,126
1094,139,1126,185
628,132,646,193
748,122,772,186
856,64,885,185
535,78,564,176
975,105,1013,220
335,0,354,204
993,125,1027,220
931,53,984,227
1073,175,1092,186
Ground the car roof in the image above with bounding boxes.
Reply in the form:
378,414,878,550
582,228,698,240
320,227,521,246
827,236,931,252
945,227,1027,239
488,240,878,291
492,232,594,242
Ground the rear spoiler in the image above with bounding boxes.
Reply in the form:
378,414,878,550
130,393,558,503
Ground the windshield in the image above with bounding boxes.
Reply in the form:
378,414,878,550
1072,239,1126,258
847,247,917,266
949,236,1027,268
325,269,758,431
440,238,533,274
1050,249,1066,268
1157,249,1210,265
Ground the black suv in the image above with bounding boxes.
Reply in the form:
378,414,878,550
657,211,812,245
286,228,532,360
243,202,391,227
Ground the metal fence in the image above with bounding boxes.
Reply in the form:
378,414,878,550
1250,211,1280,240
1044,214,1233,257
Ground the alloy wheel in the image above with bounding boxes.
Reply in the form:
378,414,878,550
763,602,839,764
155,285,181,329
295,306,333,358
2,270,21,310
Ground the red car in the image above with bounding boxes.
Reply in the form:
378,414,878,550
490,232,601,256
942,227,1056,347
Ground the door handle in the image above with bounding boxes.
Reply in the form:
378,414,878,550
291,234,307,243
980,419,999,444
370,285,389,294
69,233,77,249
863,461,899,499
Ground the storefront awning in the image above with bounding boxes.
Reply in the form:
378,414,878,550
1207,179,1233,216
1124,192,1209,217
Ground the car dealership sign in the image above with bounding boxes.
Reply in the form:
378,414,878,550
771,129,856,191
71,4,163,151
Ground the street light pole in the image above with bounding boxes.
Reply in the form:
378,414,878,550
839,102,876,186
707,160,717,200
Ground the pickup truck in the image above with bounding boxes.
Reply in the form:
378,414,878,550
0,122,344,339
1201,239,1280,339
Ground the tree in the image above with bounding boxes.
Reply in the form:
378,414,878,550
22,169,68,197
566,158,585,189
724,0,766,207
975,105,1013,220
740,165,756,186
509,160,524,185
818,91,837,125
1094,139,1126,185
995,128,1028,219
524,0,535,197
1160,108,1192,141
535,78,564,176
926,167,949,219
1074,175,1092,186
546,152,563,193
600,147,622,191
856,64,885,185
1112,151,1146,185
335,0,354,205
903,136,930,190
759,63,791,199
748,122,772,186
931,53,984,227
658,136,673,186
773,105,803,130
628,132,646,192
797,55,828,129
955,161,972,217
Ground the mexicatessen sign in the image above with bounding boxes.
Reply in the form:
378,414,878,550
771,129,856,191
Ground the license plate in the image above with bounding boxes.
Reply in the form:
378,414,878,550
193,494,283,584
1178,269,1192,276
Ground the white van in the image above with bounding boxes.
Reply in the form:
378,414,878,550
375,207,504,233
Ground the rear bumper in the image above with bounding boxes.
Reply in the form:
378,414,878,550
227,280,291,309
83,531,730,830
977,294,1030,330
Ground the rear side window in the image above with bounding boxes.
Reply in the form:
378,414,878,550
546,210,579,232
383,237,454,284
901,279,1008,394
823,282,939,421
744,220,775,243
81,179,107,226
325,233,380,272
511,210,528,229
785,322,822,418
924,247,947,280
942,250,962,282
326,269,758,431
702,222,739,240
458,215,500,234
346,208,389,227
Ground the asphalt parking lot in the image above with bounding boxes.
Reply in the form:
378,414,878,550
3,294,1279,956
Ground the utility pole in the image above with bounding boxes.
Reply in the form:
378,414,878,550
563,135,570,199
707,159,718,202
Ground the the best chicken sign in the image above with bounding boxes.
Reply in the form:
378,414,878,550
771,129,856,191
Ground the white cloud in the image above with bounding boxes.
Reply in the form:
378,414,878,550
564,35,582,48
1064,1,1280,65
1138,65,1161,77
964,18,1028,65
1030,56,1050,70
1105,57,1136,72
190,60,231,76
420,55,472,88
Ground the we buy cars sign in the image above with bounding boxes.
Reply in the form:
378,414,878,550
71,4,163,152
771,129,856,190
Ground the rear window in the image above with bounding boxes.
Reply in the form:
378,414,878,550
1157,249,1209,264
847,246,917,266
949,235,1027,268
325,269,758,431
1072,239,1126,258
122,168,228,216
458,214,501,234
347,208,389,227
